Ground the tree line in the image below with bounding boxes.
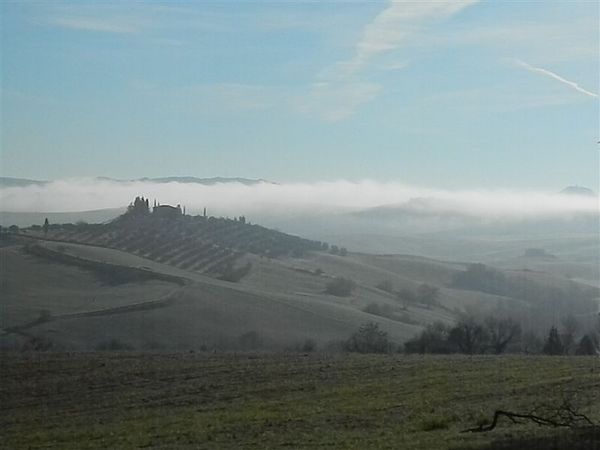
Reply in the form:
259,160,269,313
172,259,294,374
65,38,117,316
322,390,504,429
404,314,599,355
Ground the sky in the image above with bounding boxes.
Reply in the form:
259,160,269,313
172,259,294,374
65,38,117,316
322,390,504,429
1,1,598,190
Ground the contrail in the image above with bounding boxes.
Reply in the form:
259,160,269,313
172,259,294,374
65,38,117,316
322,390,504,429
515,59,598,98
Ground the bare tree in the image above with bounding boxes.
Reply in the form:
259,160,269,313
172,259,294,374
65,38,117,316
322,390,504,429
448,317,488,354
561,315,580,355
485,316,521,354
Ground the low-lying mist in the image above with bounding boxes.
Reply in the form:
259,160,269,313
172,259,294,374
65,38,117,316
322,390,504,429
1,178,597,222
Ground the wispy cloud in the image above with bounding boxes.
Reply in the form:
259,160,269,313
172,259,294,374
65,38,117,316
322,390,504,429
344,0,479,77
296,82,381,122
515,59,598,98
304,1,478,121
46,16,139,34
133,81,288,116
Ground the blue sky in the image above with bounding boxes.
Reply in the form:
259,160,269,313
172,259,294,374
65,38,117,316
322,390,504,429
1,1,598,189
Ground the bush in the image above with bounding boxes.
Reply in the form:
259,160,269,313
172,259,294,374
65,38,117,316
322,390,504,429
302,338,317,352
362,302,394,319
218,261,252,282
575,334,598,355
21,335,54,352
325,277,356,297
344,322,393,354
404,322,454,354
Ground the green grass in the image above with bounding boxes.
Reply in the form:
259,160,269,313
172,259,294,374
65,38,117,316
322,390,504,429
1,353,599,449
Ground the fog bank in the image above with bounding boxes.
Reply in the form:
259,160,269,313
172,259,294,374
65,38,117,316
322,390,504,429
0,178,597,222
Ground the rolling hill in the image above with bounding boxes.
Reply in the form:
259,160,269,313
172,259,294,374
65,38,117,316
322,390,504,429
2,201,598,352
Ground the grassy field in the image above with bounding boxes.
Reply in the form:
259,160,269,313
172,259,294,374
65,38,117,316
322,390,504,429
0,245,180,330
1,353,599,449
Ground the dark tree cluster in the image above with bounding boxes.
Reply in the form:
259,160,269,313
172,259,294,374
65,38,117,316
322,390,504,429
325,277,356,297
405,314,599,356
328,245,348,256
542,324,599,356
344,322,392,354
405,316,522,355
126,196,150,216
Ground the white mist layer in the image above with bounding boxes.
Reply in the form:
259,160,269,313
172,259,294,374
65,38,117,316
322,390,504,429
0,178,597,221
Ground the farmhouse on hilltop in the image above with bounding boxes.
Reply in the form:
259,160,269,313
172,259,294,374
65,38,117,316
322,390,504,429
153,203,183,218
127,196,186,218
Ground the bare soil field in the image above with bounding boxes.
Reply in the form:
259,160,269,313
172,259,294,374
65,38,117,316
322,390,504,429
1,353,599,449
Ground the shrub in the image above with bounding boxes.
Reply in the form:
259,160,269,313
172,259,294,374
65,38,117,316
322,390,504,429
218,261,252,282
404,322,454,354
21,335,54,352
302,338,317,352
325,277,356,297
362,302,394,319
344,322,392,354
575,334,598,355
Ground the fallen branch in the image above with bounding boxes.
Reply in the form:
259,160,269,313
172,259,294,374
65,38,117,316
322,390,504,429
462,400,595,433
463,410,575,433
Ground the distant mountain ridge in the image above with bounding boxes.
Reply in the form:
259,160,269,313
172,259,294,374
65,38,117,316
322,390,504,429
136,176,275,185
0,177,49,187
560,185,596,197
1,176,275,188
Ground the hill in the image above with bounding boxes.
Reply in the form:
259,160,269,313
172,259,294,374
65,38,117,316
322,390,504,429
33,207,326,278
2,202,598,352
0,208,125,228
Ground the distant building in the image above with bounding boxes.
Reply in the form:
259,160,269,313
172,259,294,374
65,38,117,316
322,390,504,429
153,204,182,218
